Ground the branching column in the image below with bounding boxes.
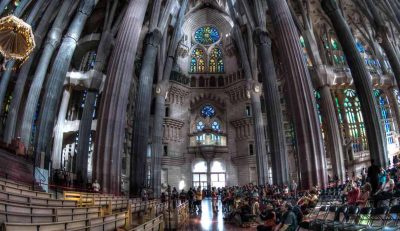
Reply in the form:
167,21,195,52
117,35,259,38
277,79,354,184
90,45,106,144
94,0,149,194
3,0,61,143
253,29,288,185
322,0,388,168
266,0,327,189
130,29,163,196
35,0,96,168
20,0,76,147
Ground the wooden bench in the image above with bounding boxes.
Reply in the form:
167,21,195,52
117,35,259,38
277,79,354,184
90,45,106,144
128,215,164,231
1,211,129,231
0,190,76,207
164,202,189,230
0,184,52,199
0,178,32,191
0,201,102,223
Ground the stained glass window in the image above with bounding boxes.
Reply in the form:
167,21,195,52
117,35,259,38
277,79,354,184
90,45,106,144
208,47,224,73
212,121,220,131
300,36,312,67
196,121,205,131
194,26,220,45
190,48,206,73
201,105,215,118
374,89,394,144
209,58,216,72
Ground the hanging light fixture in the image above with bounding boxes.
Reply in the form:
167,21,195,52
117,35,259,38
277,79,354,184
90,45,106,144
0,15,35,68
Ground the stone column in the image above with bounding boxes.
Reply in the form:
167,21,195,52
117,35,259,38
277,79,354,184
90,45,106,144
318,83,346,181
94,0,149,194
35,0,96,169
52,88,71,169
3,0,61,143
151,0,188,198
251,91,268,185
266,0,327,189
75,90,96,185
20,0,76,147
253,28,288,185
130,29,163,197
322,0,388,168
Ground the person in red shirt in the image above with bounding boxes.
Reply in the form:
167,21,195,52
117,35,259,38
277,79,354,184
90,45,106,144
346,182,360,205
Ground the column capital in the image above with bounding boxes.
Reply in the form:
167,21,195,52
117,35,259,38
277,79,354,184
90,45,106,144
145,28,163,47
321,0,339,15
253,28,272,47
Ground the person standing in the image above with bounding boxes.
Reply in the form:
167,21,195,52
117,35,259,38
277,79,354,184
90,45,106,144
211,187,218,213
92,180,100,192
291,180,298,198
195,187,203,213
367,159,380,193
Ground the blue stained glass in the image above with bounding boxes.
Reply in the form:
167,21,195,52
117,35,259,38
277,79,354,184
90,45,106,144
212,121,220,131
201,105,215,118
196,121,205,131
356,42,365,53
194,26,220,45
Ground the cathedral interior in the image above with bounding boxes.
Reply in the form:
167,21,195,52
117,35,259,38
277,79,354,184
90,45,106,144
0,0,400,230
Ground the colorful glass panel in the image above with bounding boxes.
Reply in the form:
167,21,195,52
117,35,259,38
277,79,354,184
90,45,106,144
196,121,205,131
201,105,215,118
212,121,220,131
194,26,220,45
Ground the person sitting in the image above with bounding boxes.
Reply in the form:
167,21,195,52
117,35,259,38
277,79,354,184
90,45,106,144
258,204,276,231
346,182,360,206
356,183,371,208
92,180,100,192
239,199,254,227
373,173,395,206
273,203,298,231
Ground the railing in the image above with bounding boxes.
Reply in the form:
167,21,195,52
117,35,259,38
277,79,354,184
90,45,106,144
129,215,164,231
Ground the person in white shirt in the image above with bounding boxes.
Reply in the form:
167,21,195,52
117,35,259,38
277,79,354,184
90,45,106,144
92,180,100,192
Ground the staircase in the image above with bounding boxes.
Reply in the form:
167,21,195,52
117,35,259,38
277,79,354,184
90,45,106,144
0,148,43,191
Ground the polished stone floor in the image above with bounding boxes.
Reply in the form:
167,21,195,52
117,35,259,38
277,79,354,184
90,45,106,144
182,198,257,231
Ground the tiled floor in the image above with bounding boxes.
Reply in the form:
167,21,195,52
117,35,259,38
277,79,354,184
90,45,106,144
182,198,257,231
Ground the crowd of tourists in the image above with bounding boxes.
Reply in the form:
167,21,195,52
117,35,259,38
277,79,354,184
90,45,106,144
164,156,400,230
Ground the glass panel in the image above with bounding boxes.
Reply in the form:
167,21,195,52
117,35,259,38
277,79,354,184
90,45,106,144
200,174,207,182
193,161,207,172
219,174,225,182
211,161,225,172
193,174,199,182
211,174,218,182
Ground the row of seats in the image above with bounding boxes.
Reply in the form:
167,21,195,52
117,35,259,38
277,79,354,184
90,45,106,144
299,204,400,231
0,177,168,230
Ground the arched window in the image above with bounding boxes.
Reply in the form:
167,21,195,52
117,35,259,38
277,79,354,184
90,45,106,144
356,40,380,73
190,48,206,73
374,89,394,144
209,47,224,73
343,89,367,152
322,31,346,67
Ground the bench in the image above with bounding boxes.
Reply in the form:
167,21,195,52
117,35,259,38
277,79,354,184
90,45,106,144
0,190,76,207
1,211,129,231
0,184,52,199
0,201,102,223
0,178,32,191
128,214,164,231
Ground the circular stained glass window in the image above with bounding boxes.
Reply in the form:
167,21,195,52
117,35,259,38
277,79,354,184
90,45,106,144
196,121,205,131
201,105,215,118
194,26,220,45
212,121,220,131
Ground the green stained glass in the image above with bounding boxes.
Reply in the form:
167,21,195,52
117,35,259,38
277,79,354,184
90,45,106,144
300,36,305,48
190,48,205,73
331,39,339,50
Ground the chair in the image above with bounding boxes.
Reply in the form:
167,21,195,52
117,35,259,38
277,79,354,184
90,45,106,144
323,205,348,230
311,205,337,230
341,207,372,231
297,206,328,230
363,206,389,231
381,205,400,231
